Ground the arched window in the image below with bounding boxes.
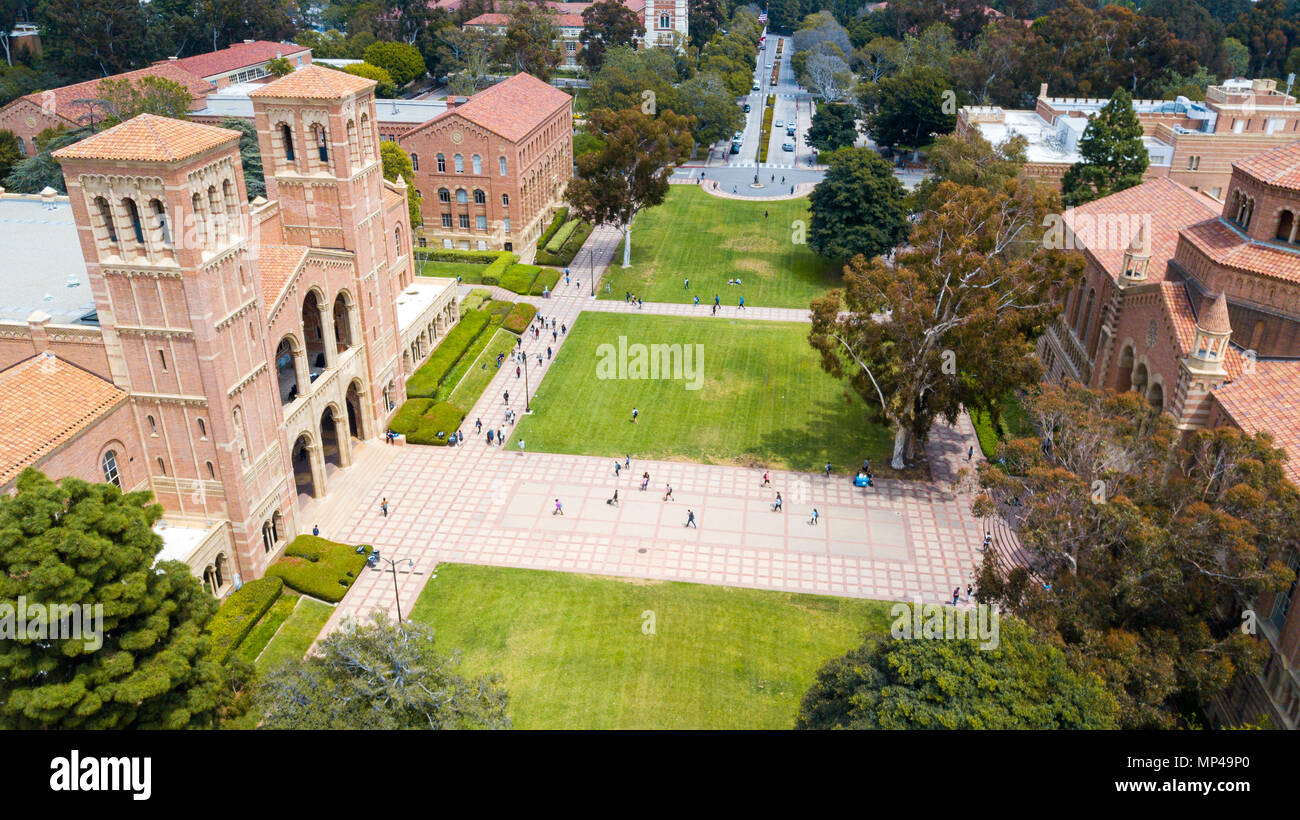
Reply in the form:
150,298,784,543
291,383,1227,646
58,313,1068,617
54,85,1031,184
156,457,166,475
438,188,450,203
191,193,205,244
101,450,121,488
456,188,468,204
121,198,143,244
197,418,207,439
395,226,402,253
147,414,157,434
150,199,170,246
315,123,329,162
502,193,509,207
454,153,463,172
472,154,482,174
660,12,671,28
280,123,295,162
473,189,486,204
499,156,507,175
437,153,446,172
95,197,117,243
206,461,215,479
411,152,419,171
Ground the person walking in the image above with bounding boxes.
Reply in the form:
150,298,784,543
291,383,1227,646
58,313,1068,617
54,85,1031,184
773,492,783,512
503,390,510,406
497,428,504,446
564,270,571,286
380,497,389,517
952,587,961,606
475,418,482,434
684,277,690,289
714,294,720,307
966,583,973,602
764,210,768,219
547,346,552,359
516,365,521,379
553,498,564,516
641,471,650,491
663,484,674,502
615,461,622,477
824,462,832,478
809,508,819,525
553,330,558,342
610,489,620,506
694,294,699,306
518,439,526,454
631,407,639,423
312,524,320,536
738,295,745,310
762,470,771,487
685,509,697,528
487,428,494,445
561,324,566,335
625,454,631,468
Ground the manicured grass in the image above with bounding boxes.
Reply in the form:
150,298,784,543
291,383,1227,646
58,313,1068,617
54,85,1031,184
255,597,335,672
264,535,370,603
234,591,300,665
599,186,840,308
418,260,492,282
509,313,896,472
447,329,518,410
409,563,894,729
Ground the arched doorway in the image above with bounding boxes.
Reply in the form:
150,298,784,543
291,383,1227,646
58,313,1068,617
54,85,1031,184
345,380,366,439
276,335,304,404
292,433,320,500
1148,381,1164,410
1116,345,1135,392
321,405,348,473
302,290,327,372
333,292,354,350
1132,362,1149,395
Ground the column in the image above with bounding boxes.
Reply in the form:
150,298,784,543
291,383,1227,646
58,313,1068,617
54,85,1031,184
320,304,339,368
333,411,353,468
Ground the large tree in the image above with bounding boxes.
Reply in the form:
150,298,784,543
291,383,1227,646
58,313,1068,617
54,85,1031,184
864,66,957,160
809,179,1074,469
252,614,510,729
0,470,225,729
220,117,265,200
35,0,150,78
806,102,858,152
1060,87,1148,207
566,106,693,268
0,129,20,181
380,139,423,227
498,1,562,82
796,616,1119,729
806,146,908,262
909,128,1028,211
972,383,1298,728
3,126,92,193
363,40,427,87
579,0,643,71
96,75,193,126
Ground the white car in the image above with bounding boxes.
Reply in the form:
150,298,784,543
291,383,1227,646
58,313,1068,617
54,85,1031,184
774,120,783,128
752,83,760,91
767,62,773,70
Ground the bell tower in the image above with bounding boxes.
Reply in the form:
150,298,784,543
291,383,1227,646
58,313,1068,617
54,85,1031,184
1175,291,1233,429
53,114,293,580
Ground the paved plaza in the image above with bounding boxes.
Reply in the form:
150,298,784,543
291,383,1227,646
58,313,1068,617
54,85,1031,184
314,223,991,635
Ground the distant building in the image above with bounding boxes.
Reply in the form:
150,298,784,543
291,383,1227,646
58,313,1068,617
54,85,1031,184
160,39,312,89
958,79,1300,200
463,0,665,68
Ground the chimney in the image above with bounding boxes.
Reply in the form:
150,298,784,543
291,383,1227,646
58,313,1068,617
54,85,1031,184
1039,83,1049,99
27,310,52,354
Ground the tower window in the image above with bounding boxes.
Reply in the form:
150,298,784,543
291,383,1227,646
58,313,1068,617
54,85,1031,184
281,124,295,162
437,153,446,172
411,152,419,171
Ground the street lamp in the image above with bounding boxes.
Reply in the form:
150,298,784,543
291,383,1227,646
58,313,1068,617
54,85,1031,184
523,347,531,412
376,554,416,622
589,247,595,297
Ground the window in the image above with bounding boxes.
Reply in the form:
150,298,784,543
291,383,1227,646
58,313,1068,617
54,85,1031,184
418,237,427,247
197,418,207,439
499,156,507,175
101,450,121,488
123,199,144,244
156,457,166,475
1187,155,1200,170
411,153,419,171
280,124,295,161
476,214,487,230
95,197,117,243
454,153,463,172
206,461,215,479
442,213,453,228
315,124,329,162
17,137,25,156
395,226,402,253
660,12,671,27
473,189,486,204
147,415,157,435
503,217,510,233
438,188,450,203
437,153,446,172
151,199,170,246
472,154,482,174
459,214,470,229
456,188,468,204
157,349,167,372
501,193,509,207
566,42,576,53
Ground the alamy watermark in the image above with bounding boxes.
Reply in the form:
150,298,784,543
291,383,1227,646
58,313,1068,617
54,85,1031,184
890,596,1000,650
595,336,704,390
0,596,104,650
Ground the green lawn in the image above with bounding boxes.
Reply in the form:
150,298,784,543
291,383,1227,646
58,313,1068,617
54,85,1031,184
510,313,896,472
447,328,517,410
235,591,299,665
418,260,494,282
255,596,335,672
598,185,841,309
409,563,894,729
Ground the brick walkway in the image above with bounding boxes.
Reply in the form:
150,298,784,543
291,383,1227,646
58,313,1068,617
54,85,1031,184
321,224,991,634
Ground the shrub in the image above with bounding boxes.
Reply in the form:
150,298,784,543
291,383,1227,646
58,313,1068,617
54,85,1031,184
545,219,581,253
416,248,502,265
502,302,537,334
499,263,541,294
535,220,594,266
264,535,372,603
391,398,437,436
530,267,561,295
415,401,467,445
483,299,514,327
404,310,490,396
206,577,284,663
480,252,515,286
461,288,492,312
536,208,569,249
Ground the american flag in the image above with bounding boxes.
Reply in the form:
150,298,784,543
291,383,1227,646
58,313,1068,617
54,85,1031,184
758,12,767,21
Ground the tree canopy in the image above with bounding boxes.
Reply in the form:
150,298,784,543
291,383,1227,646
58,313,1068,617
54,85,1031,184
1061,87,1149,207
806,146,908,262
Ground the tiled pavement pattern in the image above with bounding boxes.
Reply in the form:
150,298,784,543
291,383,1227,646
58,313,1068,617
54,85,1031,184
321,224,993,634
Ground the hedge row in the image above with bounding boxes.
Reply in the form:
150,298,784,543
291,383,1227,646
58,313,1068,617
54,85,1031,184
483,299,514,326
391,398,467,445
416,248,502,266
535,220,593,267
536,208,569,249
264,535,371,603
461,288,492,312
499,263,541,294
502,302,537,334
206,576,284,663
404,309,491,397
530,267,561,295
545,219,581,253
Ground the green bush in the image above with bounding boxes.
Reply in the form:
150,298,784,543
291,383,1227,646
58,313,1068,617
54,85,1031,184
499,263,541,294
264,535,371,603
536,208,569,249
415,248,501,265
461,288,492,312
415,401,467,445
480,252,516,286
206,577,284,663
535,220,594,266
391,398,437,436
502,302,537,334
545,219,581,253
530,267,561,295
404,310,490,397
235,591,299,664
484,299,514,325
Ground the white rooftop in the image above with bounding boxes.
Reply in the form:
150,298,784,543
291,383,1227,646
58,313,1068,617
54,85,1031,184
192,83,448,126
968,109,1174,167
396,277,455,331
0,197,97,324
153,520,214,565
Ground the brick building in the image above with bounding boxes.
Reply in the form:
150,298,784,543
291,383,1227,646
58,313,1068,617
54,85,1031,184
958,79,1300,200
1038,141,1300,729
463,0,660,66
397,72,573,254
0,66,459,596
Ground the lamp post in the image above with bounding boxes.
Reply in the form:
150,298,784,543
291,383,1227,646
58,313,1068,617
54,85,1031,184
523,346,531,412
589,247,595,297
377,554,415,622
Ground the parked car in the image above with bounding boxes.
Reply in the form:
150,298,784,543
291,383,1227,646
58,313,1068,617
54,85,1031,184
767,62,773,69
752,82,760,91
782,142,794,152
743,103,751,112
774,119,783,128
786,125,796,137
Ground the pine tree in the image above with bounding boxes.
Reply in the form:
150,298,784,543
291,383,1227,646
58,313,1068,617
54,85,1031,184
1061,87,1149,206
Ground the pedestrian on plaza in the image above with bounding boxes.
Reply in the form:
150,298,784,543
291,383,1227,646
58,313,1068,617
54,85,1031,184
313,524,320,536
565,270,571,285
733,185,737,193
809,508,819,525
641,471,650,491
615,461,621,477
537,353,543,367
381,497,389,517
516,365,521,378
966,584,973,602
773,492,783,512
824,462,832,478
553,330,558,342
631,407,639,423
686,509,697,528
663,484,674,501
554,498,564,516
487,429,495,445
966,445,974,461
762,470,770,487
952,588,961,606
561,324,566,335
983,532,991,552
497,428,504,446
625,454,631,468
611,489,620,506
547,346,552,359
576,280,581,291
476,418,482,433
504,390,510,405
790,185,794,194
781,176,785,183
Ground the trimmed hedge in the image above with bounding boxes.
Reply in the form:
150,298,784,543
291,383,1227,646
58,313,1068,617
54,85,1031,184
415,249,517,286
461,288,492,312
545,219,581,253
499,263,541,294
502,302,537,334
535,220,593,266
391,397,438,435
536,208,569,249
405,309,490,397
483,299,514,327
206,576,284,663
264,535,371,603
479,252,515,286
394,400,467,444
530,267,561,295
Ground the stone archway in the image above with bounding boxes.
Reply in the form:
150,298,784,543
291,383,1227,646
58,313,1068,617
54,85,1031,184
345,380,368,440
1148,380,1164,411
292,432,323,501
1116,344,1135,392
320,404,352,472
1132,361,1149,395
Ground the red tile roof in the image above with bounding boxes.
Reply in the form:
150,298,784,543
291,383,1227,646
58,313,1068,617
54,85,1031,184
0,353,127,487
257,244,308,316
13,63,213,127
405,73,571,143
51,114,240,163
248,65,375,100
1199,291,1232,334
1064,177,1220,284
1160,282,1199,354
466,11,587,25
164,41,311,80
1212,359,1300,486
1233,141,1300,192
1180,218,1300,284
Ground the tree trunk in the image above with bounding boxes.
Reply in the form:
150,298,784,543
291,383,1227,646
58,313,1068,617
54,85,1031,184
622,224,631,268
891,426,909,470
